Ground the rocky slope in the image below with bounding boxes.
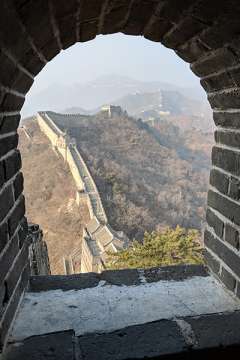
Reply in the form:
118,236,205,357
19,120,90,274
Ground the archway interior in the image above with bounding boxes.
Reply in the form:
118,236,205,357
19,33,212,274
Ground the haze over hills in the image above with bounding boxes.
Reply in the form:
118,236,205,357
111,90,213,132
22,75,212,127
62,89,213,132
113,91,204,117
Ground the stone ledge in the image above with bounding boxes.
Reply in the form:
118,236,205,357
143,264,208,283
4,312,240,360
29,265,209,291
3,330,75,360
29,272,100,292
77,311,240,360
10,269,240,343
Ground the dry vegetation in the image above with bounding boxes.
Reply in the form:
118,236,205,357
54,112,213,241
18,120,90,274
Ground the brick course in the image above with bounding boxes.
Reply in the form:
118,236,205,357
0,184,14,223
212,146,240,177
205,229,240,279
206,208,224,239
4,150,21,182
220,267,237,291
8,195,25,237
209,168,229,195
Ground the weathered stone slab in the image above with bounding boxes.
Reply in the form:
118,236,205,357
101,269,140,286
78,319,186,360
4,330,75,360
143,264,208,283
29,273,100,292
186,311,240,350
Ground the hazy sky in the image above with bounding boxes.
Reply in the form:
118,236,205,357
29,33,200,95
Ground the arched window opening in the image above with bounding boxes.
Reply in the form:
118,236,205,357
20,34,213,275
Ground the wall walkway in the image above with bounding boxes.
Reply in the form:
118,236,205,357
37,112,128,273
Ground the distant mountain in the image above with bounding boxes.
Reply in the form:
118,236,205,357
56,89,213,132
61,106,88,115
112,91,202,117
21,75,209,118
112,90,213,132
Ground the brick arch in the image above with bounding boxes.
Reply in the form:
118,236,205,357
1,0,240,348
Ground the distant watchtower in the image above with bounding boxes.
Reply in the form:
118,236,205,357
101,105,123,118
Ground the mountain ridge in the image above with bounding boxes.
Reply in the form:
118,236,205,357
21,74,209,119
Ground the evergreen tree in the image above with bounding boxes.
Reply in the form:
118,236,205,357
106,226,203,270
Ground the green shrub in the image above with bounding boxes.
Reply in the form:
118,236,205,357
106,226,203,269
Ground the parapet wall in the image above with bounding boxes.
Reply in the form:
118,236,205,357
28,223,50,276
37,113,85,192
37,112,107,223
37,112,128,273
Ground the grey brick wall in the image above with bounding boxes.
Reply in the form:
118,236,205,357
1,0,240,351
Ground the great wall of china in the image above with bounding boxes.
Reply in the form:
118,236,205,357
37,111,128,274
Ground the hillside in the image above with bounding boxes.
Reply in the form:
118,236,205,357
50,110,213,241
113,90,213,132
18,120,90,274
113,90,204,117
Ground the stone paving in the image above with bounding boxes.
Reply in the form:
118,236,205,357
3,265,240,359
